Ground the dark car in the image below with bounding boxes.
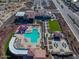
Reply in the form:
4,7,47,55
61,5,64,9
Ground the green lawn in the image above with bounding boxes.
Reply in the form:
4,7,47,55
48,20,61,32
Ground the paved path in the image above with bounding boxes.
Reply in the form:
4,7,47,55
44,21,50,39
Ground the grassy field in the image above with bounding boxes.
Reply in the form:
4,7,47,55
5,32,14,52
48,20,61,32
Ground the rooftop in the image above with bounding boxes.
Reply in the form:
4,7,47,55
9,37,28,55
15,12,25,16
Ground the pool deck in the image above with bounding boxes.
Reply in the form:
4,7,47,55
9,24,42,55
9,37,28,55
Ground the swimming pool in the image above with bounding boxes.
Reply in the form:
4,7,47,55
24,27,40,44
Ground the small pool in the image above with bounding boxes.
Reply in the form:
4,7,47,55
24,28,40,44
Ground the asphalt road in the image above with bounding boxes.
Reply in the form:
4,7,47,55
0,7,25,29
52,0,79,42
0,14,15,29
51,0,79,58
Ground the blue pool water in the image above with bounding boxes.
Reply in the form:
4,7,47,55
24,28,40,43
